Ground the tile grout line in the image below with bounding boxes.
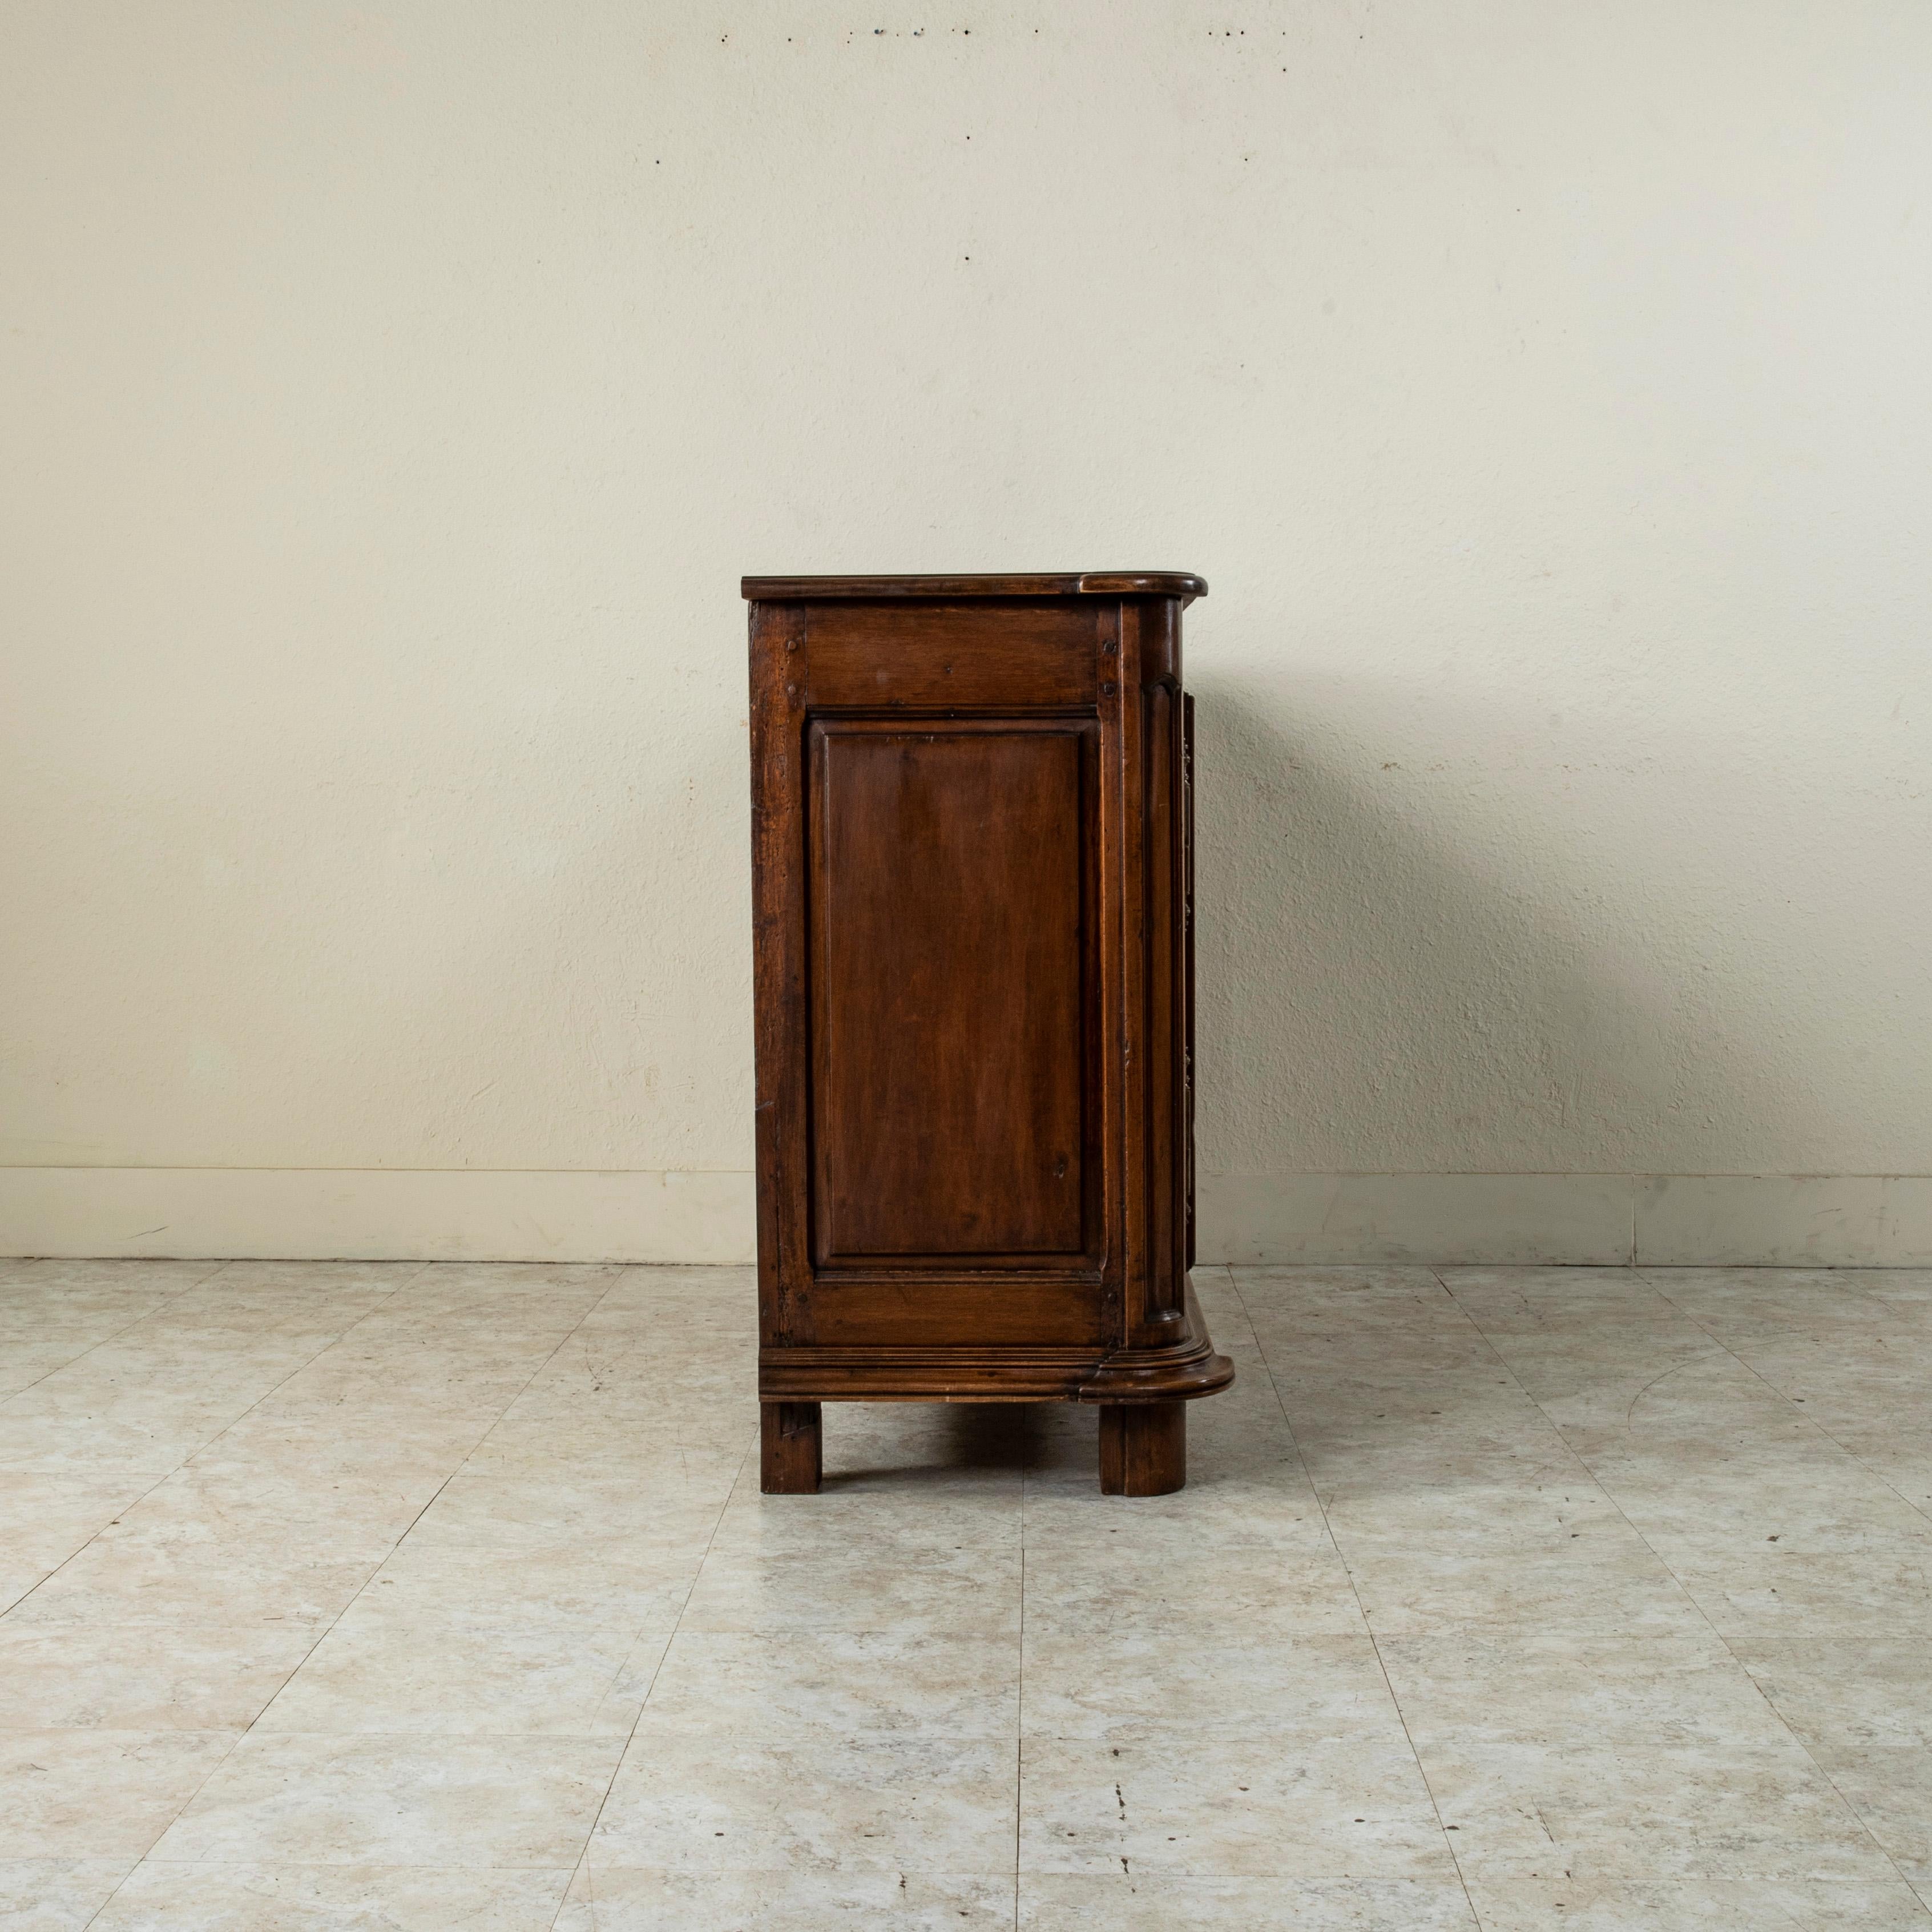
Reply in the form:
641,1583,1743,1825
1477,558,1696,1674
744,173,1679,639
0,1259,237,1620
1429,1264,1924,1905
80,1263,638,1913
68,1259,441,1929
1224,1268,1486,1930
1014,1401,1027,1932
6,1260,432,1626
1,1255,233,1406
122,1260,640,1909
1632,1265,1932,1533
1630,1265,1932,1915
547,1393,761,1930
293,1262,633,1653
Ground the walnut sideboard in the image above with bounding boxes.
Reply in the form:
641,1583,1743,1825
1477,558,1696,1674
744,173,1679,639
744,572,1233,1496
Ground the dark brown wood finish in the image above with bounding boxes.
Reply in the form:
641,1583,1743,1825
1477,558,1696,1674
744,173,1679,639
746,572,1233,1495
1099,1401,1187,1497
809,720,1093,1265
744,572,1207,604
760,1402,822,1495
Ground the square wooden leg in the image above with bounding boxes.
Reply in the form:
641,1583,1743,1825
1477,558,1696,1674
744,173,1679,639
1099,1401,1186,1496
761,1401,822,1494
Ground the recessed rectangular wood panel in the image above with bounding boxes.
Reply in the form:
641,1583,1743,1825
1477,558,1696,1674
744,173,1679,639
803,1277,1104,1348
809,721,1093,1264
806,601,1097,710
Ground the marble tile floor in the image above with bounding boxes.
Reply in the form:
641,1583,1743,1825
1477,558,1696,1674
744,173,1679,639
2,1259,1931,1929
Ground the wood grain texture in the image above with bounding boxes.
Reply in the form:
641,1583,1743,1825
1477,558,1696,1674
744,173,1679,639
1099,1401,1187,1496
804,600,1096,710
809,721,1091,1264
747,574,1232,1493
743,571,1206,604
747,600,812,1348
760,1401,822,1494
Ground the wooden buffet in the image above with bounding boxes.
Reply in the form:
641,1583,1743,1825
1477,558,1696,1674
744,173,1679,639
745,572,1233,1496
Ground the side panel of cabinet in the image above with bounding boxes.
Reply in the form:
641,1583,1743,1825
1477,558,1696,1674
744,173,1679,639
752,593,1171,1367
807,718,1101,1269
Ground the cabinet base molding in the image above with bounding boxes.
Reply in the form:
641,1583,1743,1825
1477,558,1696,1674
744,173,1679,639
757,1284,1231,1494
758,1286,1233,1405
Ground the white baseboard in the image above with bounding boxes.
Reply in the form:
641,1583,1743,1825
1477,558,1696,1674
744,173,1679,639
1628,1173,1932,1268
1199,1172,1932,1267
0,1167,756,1264
3,1167,1930,1267
1199,1172,1633,1266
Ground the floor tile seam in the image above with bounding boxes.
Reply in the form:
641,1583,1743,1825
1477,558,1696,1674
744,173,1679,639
546,1417,761,1931
1011,1725,1426,1745
118,1268,628,1902
127,1853,590,1871
1015,1405,1027,1932
0,1257,237,1409
33,1725,644,1744
570,1861,1022,1876
603,1720,1027,1743
0,1465,183,1623
1436,1265,1922,1896
1017,1619,1360,1643
2,1273,441,1632
1018,1859,1474,1883
64,1270,451,1927
1225,1273,1484,1930
609,1729,1022,1756
60,1725,255,1927
676,1627,1022,1645
139,1260,434,1460
1633,1267,1932,1534
285,1266,635,1668
1429,1266,1773,1579
74,1277,624,1928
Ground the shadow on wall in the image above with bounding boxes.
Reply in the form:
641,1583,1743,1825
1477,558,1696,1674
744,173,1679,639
1188,679,1813,1235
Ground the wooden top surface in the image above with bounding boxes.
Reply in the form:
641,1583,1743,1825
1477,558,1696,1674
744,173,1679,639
741,571,1207,604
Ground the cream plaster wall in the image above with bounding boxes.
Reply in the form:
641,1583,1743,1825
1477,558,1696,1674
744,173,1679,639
4,2,1930,1262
